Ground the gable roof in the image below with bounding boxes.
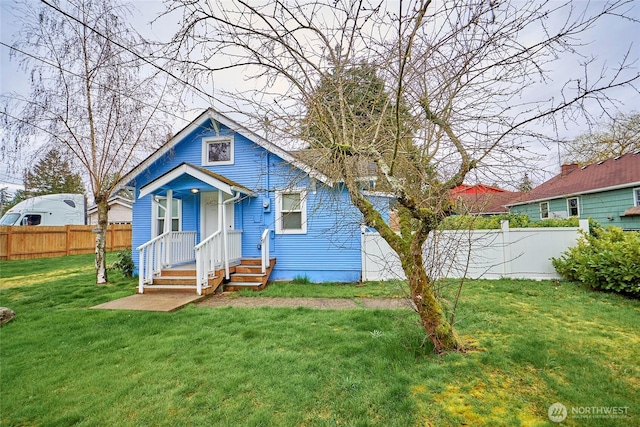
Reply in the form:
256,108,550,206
453,186,520,214
292,148,377,180
451,184,510,196
507,151,640,206
115,108,330,194
86,195,133,215
138,163,255,198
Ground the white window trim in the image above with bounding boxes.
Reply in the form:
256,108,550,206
566,197,580,217
275,189,307,235
152,197,182,237
634,187,640,207
202,136,234,166
540,201,549,219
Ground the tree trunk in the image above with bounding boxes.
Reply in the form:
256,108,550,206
401,229,463,354
95,197,109,284
348,189,463,353
406,261,462,354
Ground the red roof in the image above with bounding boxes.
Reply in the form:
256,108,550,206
451,184,520,214
451,183,509,196
508,151,640,205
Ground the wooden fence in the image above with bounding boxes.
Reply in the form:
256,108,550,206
0,224,132,261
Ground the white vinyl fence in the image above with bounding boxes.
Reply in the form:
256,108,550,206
361,219,589,281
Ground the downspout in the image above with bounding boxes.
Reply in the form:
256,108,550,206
222,191,241,279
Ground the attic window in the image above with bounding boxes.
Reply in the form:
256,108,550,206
64,200,76,208
202,136,234,166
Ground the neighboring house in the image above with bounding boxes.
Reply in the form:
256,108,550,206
506,151,640,230
451,184,519,215
87,195,133,225
115,108,391,295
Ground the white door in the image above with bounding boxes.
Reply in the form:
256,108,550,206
201,191,234,238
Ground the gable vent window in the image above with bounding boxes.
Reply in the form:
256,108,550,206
567,197,580,217
202,136,234,166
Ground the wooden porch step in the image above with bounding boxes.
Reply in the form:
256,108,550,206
153,276,198,286
239,258,264,266
224,281,269,292
229,273,265,283
145,258,276,295
160,269,197,277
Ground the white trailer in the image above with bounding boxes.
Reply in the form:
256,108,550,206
0,194,86,226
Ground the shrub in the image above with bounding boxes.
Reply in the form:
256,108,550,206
111,249,135,278
552,227,640,297
439,214,600,232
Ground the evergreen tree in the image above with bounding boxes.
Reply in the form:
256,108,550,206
23,149,84,197
519,173,533,192
0,187,10,216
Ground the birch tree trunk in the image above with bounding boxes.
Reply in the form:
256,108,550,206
94,197,109,284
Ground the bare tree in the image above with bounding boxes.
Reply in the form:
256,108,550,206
1,0,180,284
164,0,639,353
561,111,640,165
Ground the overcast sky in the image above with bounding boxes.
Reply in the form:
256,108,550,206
1,0,639,194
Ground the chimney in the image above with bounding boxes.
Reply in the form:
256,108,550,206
561,163,579,176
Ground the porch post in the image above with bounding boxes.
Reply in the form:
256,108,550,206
219,190,229,279
165,189,173,267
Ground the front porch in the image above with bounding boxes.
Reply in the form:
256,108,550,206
137,229,275,295
135,163,275,295
142,257,277,295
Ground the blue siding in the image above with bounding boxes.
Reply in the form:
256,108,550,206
130,117,377,282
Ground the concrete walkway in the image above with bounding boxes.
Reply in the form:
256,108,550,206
91,293,207,312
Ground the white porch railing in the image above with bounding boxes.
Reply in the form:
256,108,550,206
170,231,198,265
226,230,243,279
137,231,197,293
261,228,270,274
194,230,223,295
194,229,243,295
138,228,255,295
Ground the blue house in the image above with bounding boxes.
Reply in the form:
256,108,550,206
117,109,389,295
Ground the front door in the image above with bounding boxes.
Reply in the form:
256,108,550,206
201,191,234,239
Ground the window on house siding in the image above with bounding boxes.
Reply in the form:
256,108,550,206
275,190,307,234
153,197,181,236
202,136,234,166
634,188,640,206
567,197,579,217
540,201,549,219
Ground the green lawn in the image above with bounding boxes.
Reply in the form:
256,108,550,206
1,254,638,426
